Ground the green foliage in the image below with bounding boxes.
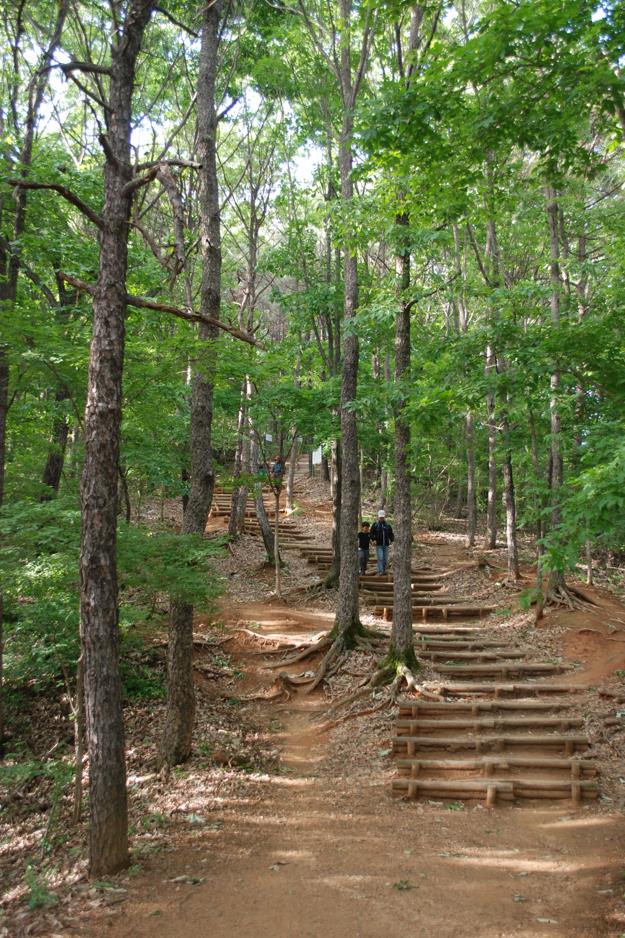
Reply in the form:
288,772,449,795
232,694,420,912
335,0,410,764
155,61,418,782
23,865,58,910
0,497,225,692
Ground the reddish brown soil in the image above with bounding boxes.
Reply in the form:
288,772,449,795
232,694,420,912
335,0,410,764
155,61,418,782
74,591,625,938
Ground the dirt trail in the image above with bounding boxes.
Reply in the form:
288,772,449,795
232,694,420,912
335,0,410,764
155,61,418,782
87,599,625,938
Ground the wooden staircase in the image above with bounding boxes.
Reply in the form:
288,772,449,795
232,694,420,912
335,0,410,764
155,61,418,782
391,625,598,807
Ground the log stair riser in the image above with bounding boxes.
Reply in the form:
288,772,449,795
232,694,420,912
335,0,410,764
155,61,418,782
391,778,598,805
396,757,597,778
395,716,584,733
392,735,590,755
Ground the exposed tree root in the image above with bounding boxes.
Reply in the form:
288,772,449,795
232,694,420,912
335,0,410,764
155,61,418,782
535,578,597,622
316,699,388,732
242,672,298,702
318,657,440,724
304,634,345,693
227,627,281,644
267,635,334,668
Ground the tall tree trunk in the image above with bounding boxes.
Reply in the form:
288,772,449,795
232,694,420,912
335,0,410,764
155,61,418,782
286,436,298,511
228,385,246,536
250,431,278,564
324,440,341,588
390,211,416,669
80,0,155,876
452,224,476,547
160,0,221,768
234,396,250,533
40,388,71,497
484,351,497,548
501,417,520,580
465,412,477,547
528,408,546,552
544,185,566,595
332,0,365,642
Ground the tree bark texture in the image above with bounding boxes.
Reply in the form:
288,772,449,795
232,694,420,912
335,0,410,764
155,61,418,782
502,437,520,580
331,0,371,638
250,433,277,564
333,120,360,634
390,212,415,664
484,353,497,549
40,388,71,497
160,0,222,768
465,412,477,547
80,0,155,877
546,186,563,529
324,439,341,588
286,436,298,512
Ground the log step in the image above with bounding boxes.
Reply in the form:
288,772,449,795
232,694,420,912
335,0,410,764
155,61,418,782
396,698,575,715
417,649,525,662
416,639,518,650
392,734,590,754
413,628,489,636
391,777,598,803
376,605,496,620
391,778,514,803
435,662,572,677
395,715,584,733
395,756,597,777
421,682,583,697
366,595,467,606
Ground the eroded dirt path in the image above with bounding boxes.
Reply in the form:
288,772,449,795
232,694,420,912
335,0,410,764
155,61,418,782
85,598,625,938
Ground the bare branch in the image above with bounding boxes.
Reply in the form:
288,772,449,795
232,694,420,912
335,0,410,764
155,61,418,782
217,96,240,122
135,157,201,171
60,60,112,76
8,179,104,229
155,4,200,38
60,273,265,348
62,69,110,111
466,222,493,287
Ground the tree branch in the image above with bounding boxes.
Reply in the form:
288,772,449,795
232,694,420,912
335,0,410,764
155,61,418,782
8,179,104,229
60,60,112,76
59,273,265,348
466,222,493,287
155,5,200,38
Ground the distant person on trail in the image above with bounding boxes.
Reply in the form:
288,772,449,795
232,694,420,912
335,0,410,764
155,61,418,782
357,521,371,576
370,509,394,575
271,455,284,487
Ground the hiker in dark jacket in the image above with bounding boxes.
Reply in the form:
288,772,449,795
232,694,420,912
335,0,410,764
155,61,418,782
357,522,371,575
370,509,394,575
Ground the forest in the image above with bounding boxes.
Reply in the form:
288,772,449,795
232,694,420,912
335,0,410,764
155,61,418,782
1,0,625,932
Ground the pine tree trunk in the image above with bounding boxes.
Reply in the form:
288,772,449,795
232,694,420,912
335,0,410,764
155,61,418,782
485,343,497,549
465,412,477,547
324,440,341,588
502,431,520,580
545,185,565,594
286,436,298,511
80,0,155,876
40,390,71,497
160,0,221,768
321,452,330,482
228,387,246,536
390,212,415,667
250,432,277,563
333,32,361,639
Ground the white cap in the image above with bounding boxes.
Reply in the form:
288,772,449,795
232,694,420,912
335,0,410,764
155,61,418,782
378,509,385,517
